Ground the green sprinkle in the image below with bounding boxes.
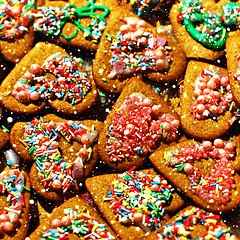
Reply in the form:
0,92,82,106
106,33,112,41
98,91,106,97
23,186,30,191
29,145,35,154
41,169,48,178
175,164,186,172
2,125,9,132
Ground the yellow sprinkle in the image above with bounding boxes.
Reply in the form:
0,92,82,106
92,224,99,233
19,138,29,148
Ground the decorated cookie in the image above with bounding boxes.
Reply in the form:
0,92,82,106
149,138,240,213
180,60,236,140
32,0,120,51
226,35,240,106
93,10,186,93
0,0,42,63
86,168,184,239
0,42,97,115
0,149,31,239
145,206,239,240
169,0,240,60
27,196,118,239
10,114,103,201
97,77,181,171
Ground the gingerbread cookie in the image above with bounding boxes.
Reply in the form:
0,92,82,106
0,0,44,63
180,60,236,140
149,138,240,213
226,35,240,106
97,77,181,172
0,42,97,115
145,206,239,240
0,149,31,240
32,0,120,51
86,168,184,239
28,196,118,239
93,10,186,93
169,0,240,60
10,114,103,201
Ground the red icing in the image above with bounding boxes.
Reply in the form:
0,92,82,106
107,93,180,162
165,139,236,204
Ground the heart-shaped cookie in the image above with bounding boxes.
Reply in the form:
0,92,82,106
0,42,97,115
10,114,103,201
180,60,236,140
97,77,182,171
32,0,120,51
28,196,118,239
93,10,186,93
226,35,240,106
86,168,184,239
169,0,240,60
149,137,240,213
0,0,44,62
145,206,239,240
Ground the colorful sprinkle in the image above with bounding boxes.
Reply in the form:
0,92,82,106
156,206,235,240
12,52,92,105
0,0,35,39
104,168,174,232
22,117,98,193
108,17,171,79
33,0,109,42
0,149,28,233
41,207,115,239
178,0,240,49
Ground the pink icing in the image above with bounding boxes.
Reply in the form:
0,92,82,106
165,139,236,204
108,17,171,79
107,92,180,162
191,68,235,120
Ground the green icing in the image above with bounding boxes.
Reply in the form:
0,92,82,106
34,0,110,42
179,0,240,50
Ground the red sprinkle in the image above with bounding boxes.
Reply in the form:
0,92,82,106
107,93,180,162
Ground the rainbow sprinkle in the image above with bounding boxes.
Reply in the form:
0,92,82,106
12,52,92,105
23,117,98,193
157,206,235,239
41,207,115,239
0,162,27,233
0,0,35,39
104,168,174,232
